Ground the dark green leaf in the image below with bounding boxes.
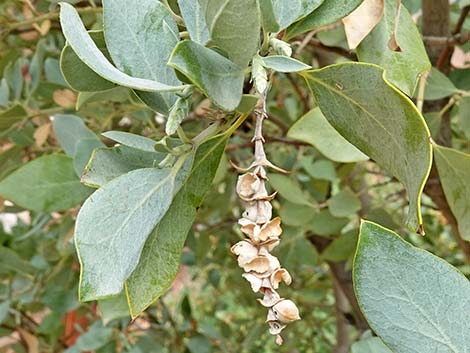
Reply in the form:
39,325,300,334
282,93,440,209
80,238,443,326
458,97,470,140
308,209,349,236
302,63,432,231
354,221,470,353
321,230,358,262
185,334,212,353
0,246,36,276
0,155,90,212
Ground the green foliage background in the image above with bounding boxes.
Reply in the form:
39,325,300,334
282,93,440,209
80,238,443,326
1,0,470,352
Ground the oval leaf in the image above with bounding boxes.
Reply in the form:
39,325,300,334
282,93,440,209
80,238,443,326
59,3,184,93
203,0,261,68
302,63,432,231
76,162,191,301
168,40,244,111
103,0,180,111
82,146,165,188
0,155,90,212
260,55,311,72
60,31,115,92
354,221,470,353
125,134,228,317
177,0,210,45
102,131,157,152
433,144,470,241
269,0,324,30
287,107,368,163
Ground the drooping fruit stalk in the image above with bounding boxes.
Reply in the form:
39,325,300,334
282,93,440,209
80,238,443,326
231,97,300,345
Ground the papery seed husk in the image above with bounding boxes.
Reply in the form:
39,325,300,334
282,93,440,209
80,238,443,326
270,268,292,289
236,173,261,200
257,289,281,307
272,299,301,323
258,216,282,241
242,256,270,273
242,273,263,292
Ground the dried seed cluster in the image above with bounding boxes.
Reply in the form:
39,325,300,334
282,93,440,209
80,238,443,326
231,109,300,345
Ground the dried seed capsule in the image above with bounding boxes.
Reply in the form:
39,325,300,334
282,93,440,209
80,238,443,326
271,299,301,323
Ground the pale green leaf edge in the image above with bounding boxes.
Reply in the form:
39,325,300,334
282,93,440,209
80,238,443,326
301,62,433,232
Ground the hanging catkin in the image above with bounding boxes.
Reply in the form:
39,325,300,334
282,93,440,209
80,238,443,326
231,102,300,345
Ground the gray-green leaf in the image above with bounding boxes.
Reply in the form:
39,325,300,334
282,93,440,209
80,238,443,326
102,131,157,152
302,63,432,232
98,293,130,325
434,144,470,241
272,0,324,30
351,336,393,353
126,133,228,317
354,221,470,353
178,0,210,44
60,31,116,92
203,0,261,68
76,159,192,301
168,40,244,111
0,155,90,212
287,108,368,163
423,67,459,100
82,146,165,188
103,0,180,111
328,188,361,217
52,114,99,156
260,55,311,72
268,174,316,207
59,3,184,93
357,1,431,95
